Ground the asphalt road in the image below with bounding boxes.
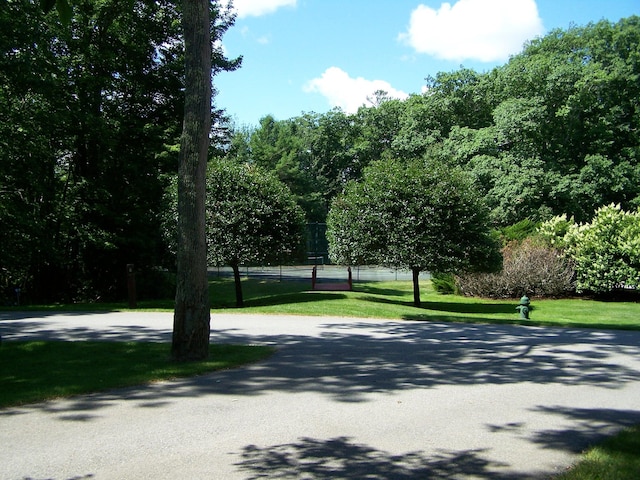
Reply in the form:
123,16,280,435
1,311,640,479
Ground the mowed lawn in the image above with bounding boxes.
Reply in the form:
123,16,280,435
204,278,640,331
0,342,275,408
9,277,639,331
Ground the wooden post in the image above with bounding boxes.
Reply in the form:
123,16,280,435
127,264,137,309
312,266,317,290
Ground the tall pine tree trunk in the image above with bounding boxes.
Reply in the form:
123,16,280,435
172,0,211,361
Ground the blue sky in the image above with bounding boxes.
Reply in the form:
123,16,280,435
215,0,639,128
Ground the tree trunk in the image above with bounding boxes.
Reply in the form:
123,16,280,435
412,267,421,308
231,262,244,308
172,0,211,361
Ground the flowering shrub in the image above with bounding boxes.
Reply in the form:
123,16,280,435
563,205,640,293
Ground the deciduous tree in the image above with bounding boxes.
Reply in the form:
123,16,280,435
327,157,501,307
16,0,187,301
206,161,306,307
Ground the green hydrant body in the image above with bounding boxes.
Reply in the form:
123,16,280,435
516,295,531,319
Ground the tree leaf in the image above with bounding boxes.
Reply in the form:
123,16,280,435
56,0,73,25
40,0,57,13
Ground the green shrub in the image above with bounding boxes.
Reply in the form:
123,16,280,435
565,204,640,294
500,219,540,243
536,214,574,249
431,272,457,295
540,205,640,295
135,269,176,300
456,238,575,298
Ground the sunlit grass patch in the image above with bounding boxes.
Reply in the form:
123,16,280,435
0,341,275,408
555,425,640,479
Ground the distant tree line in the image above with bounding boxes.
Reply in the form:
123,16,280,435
228,17,640,227
2,11,638,303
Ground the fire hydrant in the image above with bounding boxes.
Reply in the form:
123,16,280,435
516,295,531,319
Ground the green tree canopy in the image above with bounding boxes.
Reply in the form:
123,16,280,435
2,0,190,301
234,17,640,228
205,160,306,307
244,111,360,222
3,0,239,307
466,17,640,224
327,157,501,307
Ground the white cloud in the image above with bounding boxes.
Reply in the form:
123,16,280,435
399,0,544,62
224,0,297,18
304,67,409,113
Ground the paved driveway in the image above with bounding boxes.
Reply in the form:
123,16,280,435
1,312,640,479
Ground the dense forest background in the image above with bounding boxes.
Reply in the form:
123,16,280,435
230,16,639,228
1,0,238,303
1,3,638,303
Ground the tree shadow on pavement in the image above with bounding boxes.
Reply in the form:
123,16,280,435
233,436,536,480
198,322,640,402
525,406,640,453
7,320,638,408
4,318,640,478
5,320,640,450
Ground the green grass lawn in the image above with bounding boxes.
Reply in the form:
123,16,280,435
0,341,274,409
6,277,640,330
556,425,640,480
204,278,640,331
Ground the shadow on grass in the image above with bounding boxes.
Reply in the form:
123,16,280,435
523,406,640,454
244,291,348,308
234,436,530,480
352,282,409,297
210,279,314,309
0,341,274,409
422,300,516,315
359,292,515,315
209,278,348,309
